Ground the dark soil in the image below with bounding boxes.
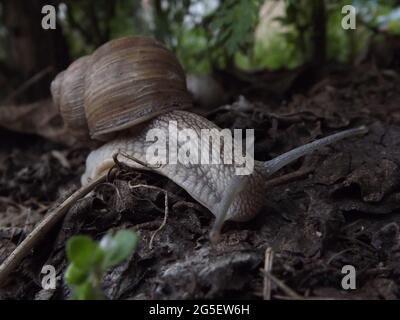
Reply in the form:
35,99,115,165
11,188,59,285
1,64,400,300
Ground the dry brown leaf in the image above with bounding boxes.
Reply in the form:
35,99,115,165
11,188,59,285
0,99,77,146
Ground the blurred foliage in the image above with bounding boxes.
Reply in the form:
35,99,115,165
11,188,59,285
60,0,149,57
65,230,138,300
1,0,400,76
209,0,263,57
209,0,400,70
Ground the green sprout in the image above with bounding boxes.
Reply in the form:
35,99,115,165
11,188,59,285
64,230,138,300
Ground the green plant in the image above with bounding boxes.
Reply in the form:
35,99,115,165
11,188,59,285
65,229,138,300
209,0,263,57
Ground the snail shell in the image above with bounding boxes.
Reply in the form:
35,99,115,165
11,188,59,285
51,36,192,141
51,56,90,139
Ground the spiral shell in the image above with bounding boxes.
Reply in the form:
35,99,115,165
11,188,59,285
51,36,192,140
51,56,90,139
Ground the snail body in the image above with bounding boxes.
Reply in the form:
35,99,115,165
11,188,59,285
82,110,267,223
81,111,367,230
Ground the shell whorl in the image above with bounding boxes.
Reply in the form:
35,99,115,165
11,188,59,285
58,56,90,139
51,36,192,141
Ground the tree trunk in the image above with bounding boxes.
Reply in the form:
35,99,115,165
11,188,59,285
1,0,70,102
310,0,326,67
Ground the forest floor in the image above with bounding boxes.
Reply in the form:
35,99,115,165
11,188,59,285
1,64,400,299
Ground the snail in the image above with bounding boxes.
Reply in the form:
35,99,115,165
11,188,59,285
0,36,368,285
80,110,367,239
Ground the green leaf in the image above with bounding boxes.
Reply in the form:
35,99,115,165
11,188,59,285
66,235,104,270
71,281,105,300
209,0,263,57
65,231,139,300
64,263,88,286
100,230,138,269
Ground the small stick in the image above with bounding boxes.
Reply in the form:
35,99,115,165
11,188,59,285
327,248,354,265
0,174,107,287
262,271,304,300
2,66,53,104
129,183,169,250
263,248,274,300
264,166,313,189
117,152,162,169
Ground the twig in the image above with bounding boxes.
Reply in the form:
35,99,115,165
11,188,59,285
115,152,169,248
327,248,354,265
0,173,107,287
264,166,313,189
51,150,71,169
117,152,162,169
338,236,376,252
263,247,274,300
2,66,53,104
262,271,304,300
95,182,122,203
129,183,169,250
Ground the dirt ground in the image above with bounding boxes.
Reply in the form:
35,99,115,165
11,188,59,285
1,64,400,299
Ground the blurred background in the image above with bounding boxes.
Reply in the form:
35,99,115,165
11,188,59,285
1,0,400,104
